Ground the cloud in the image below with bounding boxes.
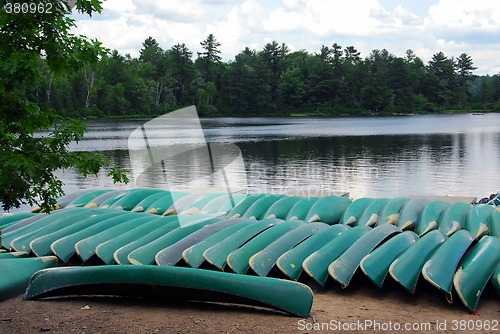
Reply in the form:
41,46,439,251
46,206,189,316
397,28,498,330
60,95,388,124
131,0,204,22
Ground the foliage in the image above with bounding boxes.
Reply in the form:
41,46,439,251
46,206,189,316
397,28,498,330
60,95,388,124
0,0,128,212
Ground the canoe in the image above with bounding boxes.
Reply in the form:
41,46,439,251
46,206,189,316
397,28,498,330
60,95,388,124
376,197,410,226
75,214,161,262
181,193,226,215
2,208,99,250
328,224,401,288
241,194,286,220
210,194,249,215
200,194,247,214
25,265,314,317
83,190,124,208
305,196,352,225
464,204,494,239
11,211,126,253
490,208,500,237
28,211,129,257
202,219,282,270
144,192,190,215
226,194,265,218
396,198,430,231
453,236,500,313
0,251,29,259
154,219,244,266
249,222,329,277
182,220,254,268
438,202,470,236
98,190,135,208
130,191,174,212
1,213,50,236
65,189,112,208
127,217,223,265
110,188,165,211
31,189,96,212
492,266,500,296
0,213,38,230
97,216,182,265
263,196,303,219
360,231,418,288
276,225,350,281
414,201,450,237
389,229,447,294
421,230,475,295
302,226,371,287
340,198,375,226
285,197,319,221
227,221,306,275
356,198,391,227
0,256,58,301
163,193,206,216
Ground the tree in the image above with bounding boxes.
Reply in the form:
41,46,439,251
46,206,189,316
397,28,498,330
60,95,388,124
197,34,222,83
455,53,477,108
427,51,456,107
0,0,128,212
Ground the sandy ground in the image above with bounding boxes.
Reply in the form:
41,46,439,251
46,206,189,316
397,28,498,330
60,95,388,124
1,275,498,334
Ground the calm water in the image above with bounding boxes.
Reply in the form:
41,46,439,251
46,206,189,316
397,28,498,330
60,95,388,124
3,113,499,213
60,113,499,199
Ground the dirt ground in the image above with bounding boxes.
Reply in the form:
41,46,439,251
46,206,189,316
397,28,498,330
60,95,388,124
1,276,498,334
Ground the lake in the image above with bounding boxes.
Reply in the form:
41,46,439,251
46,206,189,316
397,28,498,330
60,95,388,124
2,113,499,213
60,113,499,200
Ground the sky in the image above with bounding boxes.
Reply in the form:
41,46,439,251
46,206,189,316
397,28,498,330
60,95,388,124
71,0,500,75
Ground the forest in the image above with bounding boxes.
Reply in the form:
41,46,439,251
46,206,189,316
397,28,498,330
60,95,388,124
32,34,500,118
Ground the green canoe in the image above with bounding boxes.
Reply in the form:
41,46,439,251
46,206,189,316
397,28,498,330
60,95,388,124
75,214,160,262
182,220,254,268
389,229,446,294
154,219,243,266
98,216,182,265
328,224,401,288
181,193,226,215
305,196,352,225
396,198,430,231
414,201,450,237
98,190,135,208
490,208,500,237
65,189,112,208
130,191,173,212
31,189,96,212
340,198,375,226
356,198,390,227
241,194,286,220
110,188,165,211
421,229,474,295
464,204,494,239
25,265,314,317
203,219,282,270
285,197,319,221
360,231,418,288
263,196,303,219
200,194,247,214
28,211,129,257
438,202,470,236
0,251,29,259
492,266,500,296
144,192,190,214
453,235,500,313
225,194,264,218
276,225,350,281
302,226,371,287
249,222,328,277
127,217,223,265
0,256,58,301
83,190,123,208
210,194,249,215
163,193,207,216
0,213,38,230
1,213,50,236
227,221,306,274
376,197,410,226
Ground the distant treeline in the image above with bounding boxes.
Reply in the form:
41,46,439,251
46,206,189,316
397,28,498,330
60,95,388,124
31,34,500,117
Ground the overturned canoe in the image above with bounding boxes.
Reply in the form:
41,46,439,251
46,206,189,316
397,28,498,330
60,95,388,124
181,193,226,215
131,191,177,213
226,194,265,218
492,266,500,296
241,195,286,220
25,265,314,317
438,202,470,236
340,198,375,226
144,192,190,215
376,197,409,226
356,198,390,227
66,189,112,208
0,251,29,259
285,197,319,221
305,196,352,225
84,190,124,208
360,231,418,289
263,196,303,220
490,208,500,238
414,201,450,237
453,235,500,313
0,213,38,230
276,224,350,281
163,193,206,216
421,230,474,295
200,194,246,214
110,189,166,211
464,204,493,239
396,198,430,231
328,224,401,288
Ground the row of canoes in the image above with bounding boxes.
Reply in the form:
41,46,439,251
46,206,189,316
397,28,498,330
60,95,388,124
1,189,499,314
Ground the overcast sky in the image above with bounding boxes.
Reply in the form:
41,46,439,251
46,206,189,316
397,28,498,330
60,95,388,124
71,0,500,75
